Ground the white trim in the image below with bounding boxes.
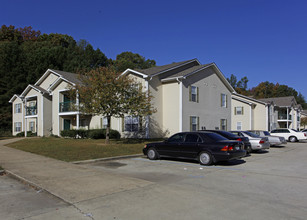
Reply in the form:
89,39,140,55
120,68,148,78
9,94,21,103
59,112,79,116
179,81,183,132
41,95,44,136
232,93,267,105
265,105,268,131
250,105,252,130
25,115,38,118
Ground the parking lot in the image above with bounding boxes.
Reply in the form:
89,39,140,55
85,142,307,220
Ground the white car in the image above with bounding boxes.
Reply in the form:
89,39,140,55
230,131,270,151
270,129,307,142
249,130,287,146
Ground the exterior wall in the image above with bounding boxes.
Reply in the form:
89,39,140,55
52,81,71,136
24,89,42,136
38,73,59,90
231,99,251,130
162,82,180,136
252,103,267,130
182,67,231,132
12,97,24,136
43,95,52,136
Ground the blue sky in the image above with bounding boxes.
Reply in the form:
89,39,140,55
2,0,307,99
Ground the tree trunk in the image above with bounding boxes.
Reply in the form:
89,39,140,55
105,116,111,144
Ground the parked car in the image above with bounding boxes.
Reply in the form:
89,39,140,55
248,130,287,146
204,130,252,154
229,131,270,151
301,129,307,133
270,129,307,142
143,131,246,165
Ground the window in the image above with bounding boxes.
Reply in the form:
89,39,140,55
125,116,139,132
236,122,242,130
190,116,199,131
101,117,108,129
168,133,185,143
15,122,22,132
15,103,21,113
80,119,86,127
220,119,227,130
189,86,199,102
29,121,35,132
235,106,244,115
221,94,227,107
185,134,202,143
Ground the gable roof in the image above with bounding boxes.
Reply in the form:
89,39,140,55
20,84,48,98
232,93,268,105
259,96,297,107
9,94,21,103
136,59,200,77
35,69,80,87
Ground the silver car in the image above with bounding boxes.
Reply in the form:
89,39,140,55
249,130,287,146
230,131,270,151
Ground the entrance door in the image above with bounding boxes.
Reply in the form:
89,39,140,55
64,119,71,130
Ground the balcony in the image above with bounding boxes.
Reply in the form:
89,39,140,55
278,114,292,120
59,101,75,112
26,106,37,116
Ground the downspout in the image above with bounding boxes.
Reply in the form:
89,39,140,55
145,80,149,139
265,105,268,131
287,107,289,128
177,77,183,132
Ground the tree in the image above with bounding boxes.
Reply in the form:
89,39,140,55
70,66,156,144
227,74,237,88
114,51,156,72
301,117,307,129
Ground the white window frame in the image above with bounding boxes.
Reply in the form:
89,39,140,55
15,103,21,113
220,119,227,130
29,121,35,132
237,122,242,130
190,86,198,102
190,116,199,131
235,106,243,115
15,122,22,132
125,116,139,132
102,117,108,129
221,94,227,108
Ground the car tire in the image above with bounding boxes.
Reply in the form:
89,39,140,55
198,151,213,166
289,136,297,142
147,148,159,160
246,145,252,154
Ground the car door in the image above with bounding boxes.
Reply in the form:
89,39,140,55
161,133,185,157
180,133,202,159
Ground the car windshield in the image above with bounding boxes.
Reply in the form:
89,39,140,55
291,129,298,132
243,131,260,138
201,132,228,141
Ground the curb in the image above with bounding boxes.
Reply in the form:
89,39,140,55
4,170,71,205
72,154,144,164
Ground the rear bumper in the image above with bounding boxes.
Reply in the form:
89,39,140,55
214,150,246,162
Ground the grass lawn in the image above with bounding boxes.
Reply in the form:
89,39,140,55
6,137,157,162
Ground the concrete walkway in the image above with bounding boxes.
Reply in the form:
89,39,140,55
0,138,151,204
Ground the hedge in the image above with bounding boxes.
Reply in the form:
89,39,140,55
60,129,120,139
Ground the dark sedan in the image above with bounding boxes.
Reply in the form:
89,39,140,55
204,130,252,154
143,131,246,165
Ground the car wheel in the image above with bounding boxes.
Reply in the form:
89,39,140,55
289,136,297,142
147,148,159,160
246,145,252,154
198,151,213,166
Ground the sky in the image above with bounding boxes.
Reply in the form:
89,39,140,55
2,0,307,99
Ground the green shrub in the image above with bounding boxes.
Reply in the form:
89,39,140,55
16,131,37,137
60,130,76,138
106,129,121,139
87,129,105,139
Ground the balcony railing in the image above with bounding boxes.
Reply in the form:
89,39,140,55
278,114,292,120
26,106,37,116
59,101,75,112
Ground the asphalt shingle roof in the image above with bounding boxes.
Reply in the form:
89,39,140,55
50,69,81,84
136,59,199,76
259,96,297,107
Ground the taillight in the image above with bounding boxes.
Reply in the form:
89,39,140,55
144,145,147,148
237,138,242,141
305,133,306,137
259,139,265,144
221,146,233,151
